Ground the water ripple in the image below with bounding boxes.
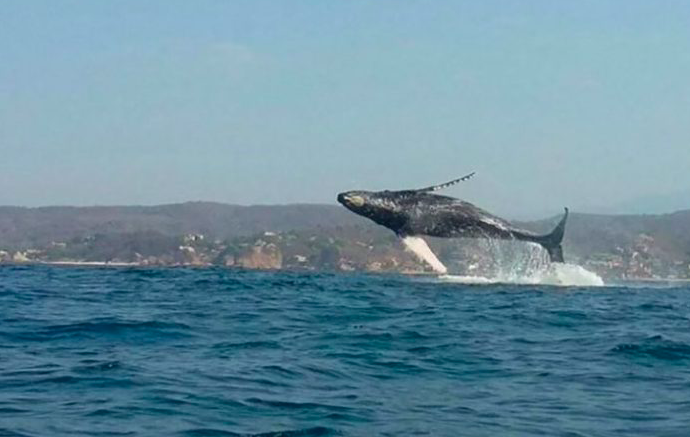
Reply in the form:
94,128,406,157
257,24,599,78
611,335,690,361
0,266,689,436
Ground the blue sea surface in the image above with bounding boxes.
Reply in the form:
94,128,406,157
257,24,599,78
1,265,690,436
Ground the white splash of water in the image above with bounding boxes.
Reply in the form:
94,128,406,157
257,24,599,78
527,263,605,286
401,236,604,287
439,263,604,287
440,241,605,287
401,236,448,274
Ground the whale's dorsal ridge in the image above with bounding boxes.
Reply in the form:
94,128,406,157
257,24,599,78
417,172,475,193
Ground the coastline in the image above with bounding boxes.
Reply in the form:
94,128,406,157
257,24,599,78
2,260,689,284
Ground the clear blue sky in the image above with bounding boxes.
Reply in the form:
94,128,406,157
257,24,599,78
1,1,689,217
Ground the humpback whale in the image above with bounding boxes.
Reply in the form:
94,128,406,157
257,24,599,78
337,173,568,273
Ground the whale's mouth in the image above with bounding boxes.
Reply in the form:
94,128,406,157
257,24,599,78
337,193,365,208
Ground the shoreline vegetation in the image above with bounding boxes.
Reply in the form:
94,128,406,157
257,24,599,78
1,202,689,281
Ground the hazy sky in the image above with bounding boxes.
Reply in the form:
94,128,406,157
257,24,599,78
1,1,689,217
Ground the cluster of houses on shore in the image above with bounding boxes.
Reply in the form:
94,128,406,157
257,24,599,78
1,231,689,281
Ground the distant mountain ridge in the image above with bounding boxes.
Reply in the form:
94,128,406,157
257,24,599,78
0,202,366,250
586,190,690,216
1,202,689,250
1,202,689,279
530,210,690,261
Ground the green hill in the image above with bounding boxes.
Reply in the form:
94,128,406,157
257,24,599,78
1,203,688,279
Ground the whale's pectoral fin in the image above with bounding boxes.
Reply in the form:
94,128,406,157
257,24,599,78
401,236,448,274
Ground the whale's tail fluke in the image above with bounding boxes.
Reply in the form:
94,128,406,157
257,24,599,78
534,208,568,263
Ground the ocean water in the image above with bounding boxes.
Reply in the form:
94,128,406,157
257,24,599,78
1,266,690,437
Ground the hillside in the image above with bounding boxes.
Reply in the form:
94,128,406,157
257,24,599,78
1,203,688,279
0,202,366,250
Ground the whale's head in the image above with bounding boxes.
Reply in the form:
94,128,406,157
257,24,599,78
337,190,408,233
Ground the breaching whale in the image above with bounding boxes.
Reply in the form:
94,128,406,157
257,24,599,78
337,173,568,274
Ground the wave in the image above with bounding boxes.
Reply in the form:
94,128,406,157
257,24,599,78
0,429,35,437
13,319,192,342
611,335,690,361
71,360,123,374
181,427,338,437
211,340,281,350
244,398,351,413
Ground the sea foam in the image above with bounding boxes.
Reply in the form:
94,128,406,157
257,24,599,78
408,238,605,287
439,263,604,287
